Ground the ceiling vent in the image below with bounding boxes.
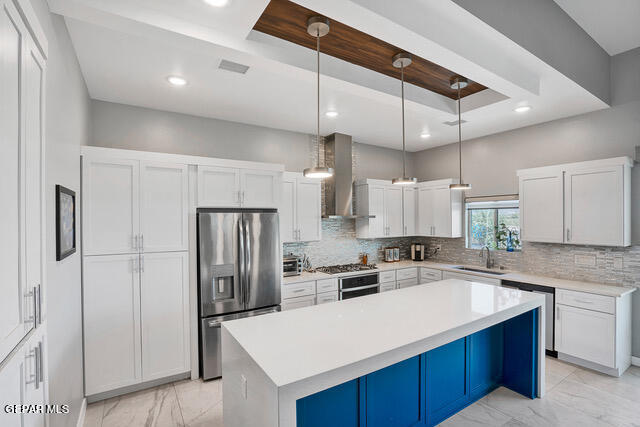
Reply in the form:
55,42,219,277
443,119,467,126
218,59,250,74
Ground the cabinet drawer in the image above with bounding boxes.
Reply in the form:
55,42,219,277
380,282,396,293
282,281,316,300
420,268,442,281
556,289,615,314
379,270,396,283
316,278,338,294
396,268,418,281
281,295,315,311
316,292,339,305
397,278,418,289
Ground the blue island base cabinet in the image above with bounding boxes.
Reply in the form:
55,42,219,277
296,309,539,427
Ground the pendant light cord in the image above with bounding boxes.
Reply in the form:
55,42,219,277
401,63,406,177
457,79,462,185
316,30,321,167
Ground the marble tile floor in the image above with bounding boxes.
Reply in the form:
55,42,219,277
85,357,640,427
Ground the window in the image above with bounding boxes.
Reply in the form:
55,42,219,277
465,198,520,250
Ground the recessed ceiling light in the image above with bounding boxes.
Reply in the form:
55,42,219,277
514,105,532,113
167,76,187,86
420,132,431,139
325,111,339,118
203,0,228,7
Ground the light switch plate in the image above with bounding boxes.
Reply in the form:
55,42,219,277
574,254,596,267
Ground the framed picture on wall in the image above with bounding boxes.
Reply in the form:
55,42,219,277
56,185,76,261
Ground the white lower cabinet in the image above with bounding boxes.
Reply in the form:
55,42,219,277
555,304,615,368
379,282,396,292
281,295,315,311
140,252,189,381
554,288,631,375
83,252,189,395
420,267,443,283
316,292,339,305
0,330,46,427
84,255,142,394
397,278,419,289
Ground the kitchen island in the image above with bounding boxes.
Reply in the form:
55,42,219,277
222,279,545,427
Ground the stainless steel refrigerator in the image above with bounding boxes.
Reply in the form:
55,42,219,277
197,208,281,380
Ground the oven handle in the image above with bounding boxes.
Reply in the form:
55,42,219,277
340,283,379,293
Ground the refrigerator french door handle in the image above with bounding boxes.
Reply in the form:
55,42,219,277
244,218,251,306
238,219,245,306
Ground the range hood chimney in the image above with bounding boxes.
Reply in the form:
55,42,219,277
323,133,373,219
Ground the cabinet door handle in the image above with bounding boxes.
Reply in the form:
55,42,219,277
556,307,560,320
140,234,144,252
566,229,570,242
132,235,138,251
35,284,41,326
38,341,43,385
573,299,593,304
140,255,145,273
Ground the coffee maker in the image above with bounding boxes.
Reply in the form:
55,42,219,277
411,243,425,261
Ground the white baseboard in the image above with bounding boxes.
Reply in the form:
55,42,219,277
76,398,87,427
632,356,640,367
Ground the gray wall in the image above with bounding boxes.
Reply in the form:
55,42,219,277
90,100,411,180
31,2,91,426
413,47,640,358
452,0,610,103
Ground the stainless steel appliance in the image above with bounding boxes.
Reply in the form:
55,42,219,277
411,243,425,261
502,280,556,356
283,254,302,277
197,208,281,380
339,273,379,300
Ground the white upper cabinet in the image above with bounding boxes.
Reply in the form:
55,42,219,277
241,169,281,208
0,0,46,363
518,157,632,246
416,179,462,238
83,158,140,255
280,172,321,243
564,165,628,246
402,187,417,236
140,162,188,252
296,179,322,242
197,166,241,207
385,186,403,237
355,180,402,238
83,156,190,255
518,169,564,243
198,166,281,208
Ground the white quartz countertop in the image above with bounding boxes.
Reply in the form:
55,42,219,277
282,260,634,297
223,279,544,388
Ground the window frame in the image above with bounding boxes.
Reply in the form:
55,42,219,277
465,198,520,251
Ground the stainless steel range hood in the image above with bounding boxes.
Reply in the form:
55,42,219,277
322,133,374,219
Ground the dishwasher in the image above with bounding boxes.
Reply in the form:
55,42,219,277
501,280,557,357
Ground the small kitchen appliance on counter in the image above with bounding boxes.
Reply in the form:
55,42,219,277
411,243,425,261
384,247,400,262
283,254,302,277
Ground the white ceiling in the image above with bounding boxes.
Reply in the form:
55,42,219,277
554,0,640,55
52,0,609,152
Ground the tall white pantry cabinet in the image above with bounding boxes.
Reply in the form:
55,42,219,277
0,1,48,426
82,154,190,396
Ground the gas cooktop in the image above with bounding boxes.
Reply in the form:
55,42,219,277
314,263,378,274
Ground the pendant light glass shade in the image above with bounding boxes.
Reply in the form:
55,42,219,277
449,76,471,191
303,17,334,180
391,52,417,186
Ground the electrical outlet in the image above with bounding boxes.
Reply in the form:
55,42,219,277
240,374,247,399
435,244,441,251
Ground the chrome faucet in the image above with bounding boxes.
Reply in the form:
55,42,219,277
480,246,495,269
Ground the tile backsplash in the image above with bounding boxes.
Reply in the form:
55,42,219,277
284,218,640,288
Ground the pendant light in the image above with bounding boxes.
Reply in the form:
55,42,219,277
303,17,334,179
391,52,417,186
449,76,471,191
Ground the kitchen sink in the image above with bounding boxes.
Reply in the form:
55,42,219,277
453,266,507,275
